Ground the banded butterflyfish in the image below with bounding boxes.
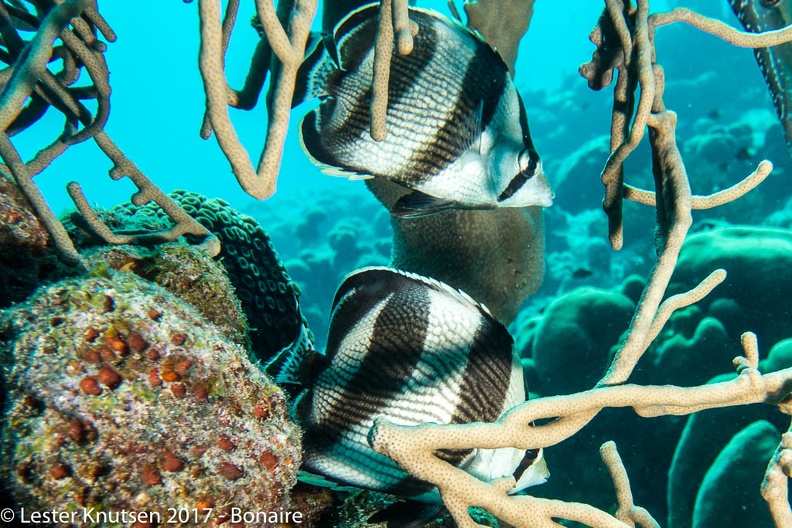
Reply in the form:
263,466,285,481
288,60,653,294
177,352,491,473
287,267,548,507
292,4,553,217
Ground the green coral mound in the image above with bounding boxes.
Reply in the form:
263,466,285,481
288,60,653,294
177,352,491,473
0,270,301,524
669,226,792,349
691,420,778,528
530,286,635,395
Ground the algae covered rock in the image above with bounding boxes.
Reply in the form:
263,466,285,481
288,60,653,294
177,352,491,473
0,270,301,524
80,242,249,348
68,190,307,362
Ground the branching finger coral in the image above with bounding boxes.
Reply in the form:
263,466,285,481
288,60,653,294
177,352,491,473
195,0,317,199
0,0,219,266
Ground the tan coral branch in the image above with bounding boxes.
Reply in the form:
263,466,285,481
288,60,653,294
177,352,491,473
370,0,416,141
0,0,109,265
645,268,726,347
623,160,773,208
762,424,792,526
198,0,317,199
650,8,792,47
371,362,792,526
600,441,661,528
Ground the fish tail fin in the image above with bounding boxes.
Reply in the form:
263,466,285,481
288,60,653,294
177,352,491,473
293,32,336,107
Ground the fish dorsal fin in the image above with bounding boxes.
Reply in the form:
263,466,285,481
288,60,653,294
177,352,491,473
460,100,484,154
391,190,458,218
343,266,497,322
332,3,380,72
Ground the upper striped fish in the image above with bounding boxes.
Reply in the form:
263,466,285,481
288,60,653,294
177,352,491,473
730,0,792,144
292,4,553,218
297,267,548,501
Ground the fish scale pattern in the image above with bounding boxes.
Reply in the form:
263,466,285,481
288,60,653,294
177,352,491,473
73,190,308,362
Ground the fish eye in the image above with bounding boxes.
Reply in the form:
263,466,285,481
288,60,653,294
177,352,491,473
518,149,539,177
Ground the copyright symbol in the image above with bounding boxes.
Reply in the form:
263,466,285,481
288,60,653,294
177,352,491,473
0,508,14,522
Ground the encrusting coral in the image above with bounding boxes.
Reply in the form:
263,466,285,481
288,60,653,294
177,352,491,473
77,242,250,349
0,270,302,524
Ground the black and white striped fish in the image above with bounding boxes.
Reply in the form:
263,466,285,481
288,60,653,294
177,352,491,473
293,5,553,217
296,267,548,500
730,0,792,144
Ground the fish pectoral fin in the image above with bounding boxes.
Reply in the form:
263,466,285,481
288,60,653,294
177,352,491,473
391,190,458,218
320,166,374,180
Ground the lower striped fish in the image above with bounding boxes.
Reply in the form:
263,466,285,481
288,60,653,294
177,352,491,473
297,267,548,501
730,0,792,144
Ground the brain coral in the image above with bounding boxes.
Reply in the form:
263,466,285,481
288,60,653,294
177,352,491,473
69,190,308,362
0,270,301,524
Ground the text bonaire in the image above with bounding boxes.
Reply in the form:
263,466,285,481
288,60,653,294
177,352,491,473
16,507,304,524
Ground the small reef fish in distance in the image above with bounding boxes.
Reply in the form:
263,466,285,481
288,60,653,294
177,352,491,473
292,4,554,218
292,267,548,509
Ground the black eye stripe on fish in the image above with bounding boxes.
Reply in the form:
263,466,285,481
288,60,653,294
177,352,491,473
299,267,548,499
293,4,553,216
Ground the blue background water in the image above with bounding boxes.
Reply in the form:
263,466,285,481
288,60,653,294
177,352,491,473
15,0,675,217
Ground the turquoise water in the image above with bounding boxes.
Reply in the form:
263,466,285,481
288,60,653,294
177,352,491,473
16,1,630,217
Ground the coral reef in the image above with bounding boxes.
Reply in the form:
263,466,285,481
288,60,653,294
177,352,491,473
0,0,218,266
668,226,792,349
0,270,301,524
366,3,792,527
2,0,792,527
529,287,635,396
244,187,392,349
70,190,307,362
691,420,778,528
